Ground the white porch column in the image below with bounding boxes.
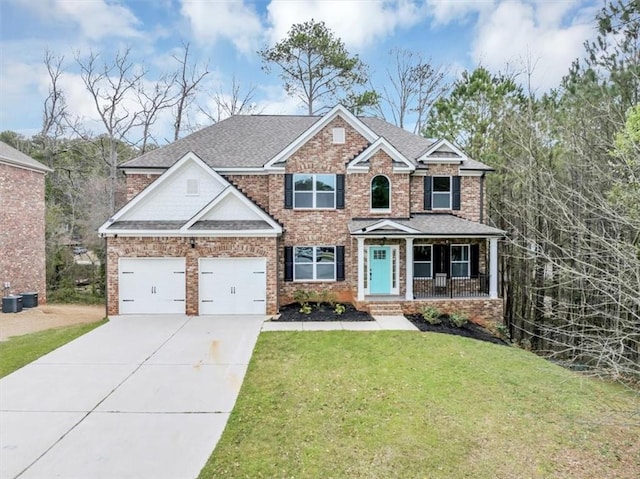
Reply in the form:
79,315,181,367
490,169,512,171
357,237,365,301
405,237,414,300
489,237,499,299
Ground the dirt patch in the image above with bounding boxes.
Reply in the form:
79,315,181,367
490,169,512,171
273,303,374,322
0,304,106,341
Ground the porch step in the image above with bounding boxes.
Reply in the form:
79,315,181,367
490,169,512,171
368,302,404,316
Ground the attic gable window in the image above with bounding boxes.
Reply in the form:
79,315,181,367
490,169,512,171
332,127,345,144
186,179,200,196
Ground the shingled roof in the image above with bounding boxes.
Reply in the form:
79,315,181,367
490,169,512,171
121,114,492,171
0,141,53,173
350,214,505,237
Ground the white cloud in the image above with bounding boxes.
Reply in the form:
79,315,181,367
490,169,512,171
179,0,263,54
425,0,493,26
471,1,594,91
266,0,425,50
12,0,141,40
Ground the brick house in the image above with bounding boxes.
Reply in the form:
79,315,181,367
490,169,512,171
0,141,53,303
99,106,504,322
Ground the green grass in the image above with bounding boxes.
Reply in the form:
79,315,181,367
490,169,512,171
200,331,640,479
0,319,107,378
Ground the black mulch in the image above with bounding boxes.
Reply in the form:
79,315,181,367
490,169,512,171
406,314,509,346
273,302,375,322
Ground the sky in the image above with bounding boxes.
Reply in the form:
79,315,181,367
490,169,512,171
0,0,600,143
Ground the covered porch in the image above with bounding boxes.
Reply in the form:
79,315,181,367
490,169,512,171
349,215,505,302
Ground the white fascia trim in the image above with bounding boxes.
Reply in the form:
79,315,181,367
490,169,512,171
0,158,52,174
121,168,165,176
264,105,378,168
98,151,228,234
458,169,484,177
214,168,269,174
357,219,420,234
347,137,415,171
417,139,469,163
181,186,282,234
422,158,463,164
101,231,280,238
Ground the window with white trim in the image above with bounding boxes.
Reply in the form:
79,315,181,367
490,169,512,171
451,244,470,277
371,175,390,210
293,174,336,209
413,245,432,278
294,246,336,281
432,176,451,209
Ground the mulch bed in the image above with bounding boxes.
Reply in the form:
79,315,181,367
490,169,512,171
406,314,509,346
273,303,374,322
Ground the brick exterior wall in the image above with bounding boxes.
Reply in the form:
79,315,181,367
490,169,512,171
0,163,48,302
223,174,270,212
409,165,484,223
401,298,504,326
106,236,278,316
126,173,161,201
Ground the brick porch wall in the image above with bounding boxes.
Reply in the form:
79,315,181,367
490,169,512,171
0,163,48,302
401,297,504,326
106,236,278,316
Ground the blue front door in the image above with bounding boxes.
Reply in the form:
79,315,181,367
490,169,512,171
369,247,391,294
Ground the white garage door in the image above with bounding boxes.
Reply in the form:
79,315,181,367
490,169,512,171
119,258,186,314
199,258,266,315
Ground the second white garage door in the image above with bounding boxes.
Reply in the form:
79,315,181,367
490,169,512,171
199,258,267,315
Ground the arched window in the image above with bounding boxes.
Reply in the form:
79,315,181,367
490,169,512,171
371,175,390,210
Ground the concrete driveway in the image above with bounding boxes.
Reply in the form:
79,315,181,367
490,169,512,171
0,315,264,479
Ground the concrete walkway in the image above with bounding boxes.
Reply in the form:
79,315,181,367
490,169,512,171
261,315,418,331
0,315,264,479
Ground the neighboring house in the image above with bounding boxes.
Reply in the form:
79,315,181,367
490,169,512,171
0,141,53,303
99,105,505,322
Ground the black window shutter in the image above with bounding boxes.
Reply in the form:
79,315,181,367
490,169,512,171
284,174,293,209
336,246,345,281
424,176,432,210
470,244,480,278
284,246,293,282
452,176,461,210
336,174,345,209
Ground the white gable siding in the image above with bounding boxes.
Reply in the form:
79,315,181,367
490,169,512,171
202,194,262,221
121,162,225,221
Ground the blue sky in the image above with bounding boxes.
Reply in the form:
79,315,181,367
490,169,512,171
0,0,599,142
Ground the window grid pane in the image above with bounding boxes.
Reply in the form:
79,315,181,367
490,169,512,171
293,246,335,281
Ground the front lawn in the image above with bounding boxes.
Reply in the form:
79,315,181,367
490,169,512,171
200,331,639,479
0,320,107,378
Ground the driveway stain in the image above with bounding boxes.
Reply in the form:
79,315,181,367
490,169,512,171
210,339,221,363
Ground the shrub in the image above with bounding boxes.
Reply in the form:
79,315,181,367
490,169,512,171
421,306,442,325
299,303,312,314
449,312,469,328
334,303,346,315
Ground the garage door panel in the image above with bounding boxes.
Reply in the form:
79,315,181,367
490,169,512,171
119,259,186,314
199,258,266,315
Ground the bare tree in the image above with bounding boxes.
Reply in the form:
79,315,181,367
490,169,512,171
374,48,449,133
75,47,145,214
172,41,209,140
197,75,261,124
136,73,177,153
